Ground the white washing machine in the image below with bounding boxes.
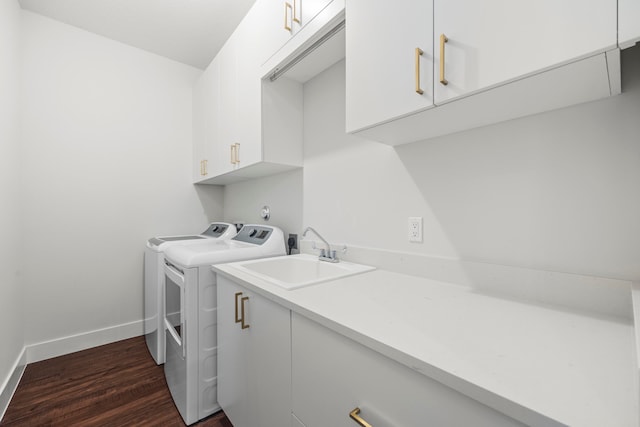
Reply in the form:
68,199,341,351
162,225,285,425
144,222,237,365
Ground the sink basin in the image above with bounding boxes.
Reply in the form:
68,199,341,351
233,254,375,290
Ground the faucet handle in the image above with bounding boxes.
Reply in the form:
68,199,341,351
319,248,326,258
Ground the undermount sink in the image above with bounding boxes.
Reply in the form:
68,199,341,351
233,254,375,290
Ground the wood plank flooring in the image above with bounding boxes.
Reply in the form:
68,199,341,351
1,336,232,427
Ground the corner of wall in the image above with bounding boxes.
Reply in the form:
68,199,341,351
0,348,26,422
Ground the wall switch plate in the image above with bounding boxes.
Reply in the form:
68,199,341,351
408,217,423,243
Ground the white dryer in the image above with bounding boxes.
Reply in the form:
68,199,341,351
144,222,237,364
162,225,285,425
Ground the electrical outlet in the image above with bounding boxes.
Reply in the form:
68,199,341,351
408,217,423,243
288,233,298,250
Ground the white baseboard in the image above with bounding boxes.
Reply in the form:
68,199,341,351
26,319,144,364
1,320,144,421
0,348,26,422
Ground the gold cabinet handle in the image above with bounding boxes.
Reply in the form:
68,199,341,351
240,296,250,329
415,47,424,95
293,0,300,24
439,34,449,85
349,408,372,427
284,2,293,32
199,160,208,176
234,292,242,323
230,144,240,165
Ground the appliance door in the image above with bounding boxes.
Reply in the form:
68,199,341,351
144,247,165,364
164,261,198,425
164,261,186,359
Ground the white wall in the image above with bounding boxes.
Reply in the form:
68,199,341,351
303,49,640,281
0,0,25,391
20,11,223,350
223,169,303,241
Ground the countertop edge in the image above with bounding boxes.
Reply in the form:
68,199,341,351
213,264,566,427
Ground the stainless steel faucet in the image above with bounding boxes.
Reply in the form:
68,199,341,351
302,227,339,263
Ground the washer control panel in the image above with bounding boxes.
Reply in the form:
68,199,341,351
202,223,229,238
232,225,273,245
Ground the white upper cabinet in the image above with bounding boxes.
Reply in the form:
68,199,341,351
193,0,304,185
345,0,434,133
261,0,335,66
215,37,240,177
346,0,619,145
193,60,219,183
619,0,640,49
433,0,617,105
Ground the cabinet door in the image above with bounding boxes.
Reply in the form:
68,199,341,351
217,276,292,427
244,285,292,427
299,0,333,29
292,314,523,427
434,0,616,104
215,40,239,176
345,0,434,133
261,0,334,66
619,0,640,49
193,63,219,182
217,277,249,427
232,8,265,171
192,74,208,182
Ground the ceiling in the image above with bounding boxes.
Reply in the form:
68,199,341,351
18,0,257,69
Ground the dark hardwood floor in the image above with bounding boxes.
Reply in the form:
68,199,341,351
1,336,232,427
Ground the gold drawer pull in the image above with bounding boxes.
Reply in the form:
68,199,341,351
241,296,250,329
234,292,242,323
439,34,449,85
415,47,424,95
284,2,293,32
349,408,372,427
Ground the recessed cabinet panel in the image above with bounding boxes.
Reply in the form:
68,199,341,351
433,0,617,105
345,0,434,133
291,313,524,427
619,0,640,49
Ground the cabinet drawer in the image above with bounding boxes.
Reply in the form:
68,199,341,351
292,313,523,427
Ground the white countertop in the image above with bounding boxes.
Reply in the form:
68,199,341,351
213,259,638,427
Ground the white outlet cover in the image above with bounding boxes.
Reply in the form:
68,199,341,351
408,217,423,243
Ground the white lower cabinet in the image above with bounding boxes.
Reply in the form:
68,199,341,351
291,313,524,427
216,276,291,427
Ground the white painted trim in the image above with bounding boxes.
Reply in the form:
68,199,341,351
0,347,26,422
301,241,633,319
26,320,144,364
